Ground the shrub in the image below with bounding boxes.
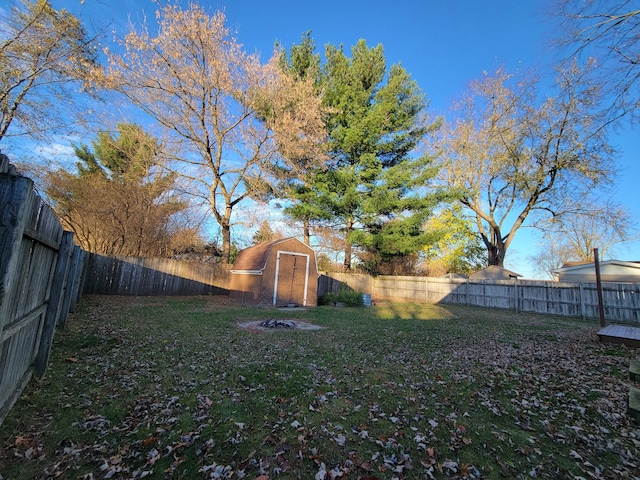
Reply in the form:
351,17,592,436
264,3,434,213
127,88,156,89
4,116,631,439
318,289,364,307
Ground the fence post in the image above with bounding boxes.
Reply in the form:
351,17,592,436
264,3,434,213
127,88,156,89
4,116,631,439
579,283,586,320
425,277,429,303
35,231,74,376
514,282,519,313
372,276,377,300
466,279,470,307
69,249,89,312
57,245,83,329
594,248,606,327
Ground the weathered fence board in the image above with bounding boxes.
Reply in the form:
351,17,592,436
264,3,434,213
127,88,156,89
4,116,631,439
1,160,85,426
58,246,87,323
83,254,230,296
35,231,74,375
1,173,60,424
0,153,17,175
319,272,640,324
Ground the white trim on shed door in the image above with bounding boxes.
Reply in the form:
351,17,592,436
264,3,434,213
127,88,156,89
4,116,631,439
273,250,310,306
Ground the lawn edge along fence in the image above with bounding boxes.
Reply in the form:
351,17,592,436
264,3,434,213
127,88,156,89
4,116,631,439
0,154,229,426
0,154,87,426
319,272,640,324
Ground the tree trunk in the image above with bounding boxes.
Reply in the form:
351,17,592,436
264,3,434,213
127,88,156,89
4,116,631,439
221,205,232,263
487,245,505,266
303,219,310,245
343,216,353,271
486,235,506,266
343,241,352,271
221,224,231,264
481,221,507,267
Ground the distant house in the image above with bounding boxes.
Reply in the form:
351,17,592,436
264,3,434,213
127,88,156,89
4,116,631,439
553,260,640,283
469,265,522,281
229,237,318,306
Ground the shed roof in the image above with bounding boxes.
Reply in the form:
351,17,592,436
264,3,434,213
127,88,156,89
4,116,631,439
230,237,310,273
443,272,469,279
469,265,522,280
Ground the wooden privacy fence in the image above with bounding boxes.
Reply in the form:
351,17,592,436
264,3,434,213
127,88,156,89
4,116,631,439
83,254,230,296
0,155,87,426
319,272,640,325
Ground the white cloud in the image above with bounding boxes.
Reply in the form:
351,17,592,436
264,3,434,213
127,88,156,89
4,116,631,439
37,142,76,159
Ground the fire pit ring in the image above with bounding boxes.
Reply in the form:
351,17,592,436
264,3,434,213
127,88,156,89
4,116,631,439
237,318,323,331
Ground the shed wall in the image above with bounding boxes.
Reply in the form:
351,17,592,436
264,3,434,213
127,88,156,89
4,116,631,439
229,274,262,304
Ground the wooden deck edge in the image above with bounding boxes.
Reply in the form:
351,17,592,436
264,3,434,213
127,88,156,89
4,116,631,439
598,334,640,349
630,387,640,423
631,360,640,382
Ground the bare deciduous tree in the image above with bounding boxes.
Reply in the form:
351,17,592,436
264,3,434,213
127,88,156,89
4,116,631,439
529,199,636,278
551,203,634,260
95,4,325,262
0,0,97,143
527,238,576,279
555,0,640,120
435,64,615,266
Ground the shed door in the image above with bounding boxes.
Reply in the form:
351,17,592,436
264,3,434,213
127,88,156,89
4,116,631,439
273,252,309,306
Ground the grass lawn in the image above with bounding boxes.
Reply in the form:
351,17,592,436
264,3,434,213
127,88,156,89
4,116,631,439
1,295,638,479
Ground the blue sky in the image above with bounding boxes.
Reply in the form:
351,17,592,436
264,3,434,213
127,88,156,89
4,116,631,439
34,1,640,277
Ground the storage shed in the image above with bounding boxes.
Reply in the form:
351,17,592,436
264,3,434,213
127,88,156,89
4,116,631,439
229,237,318,306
